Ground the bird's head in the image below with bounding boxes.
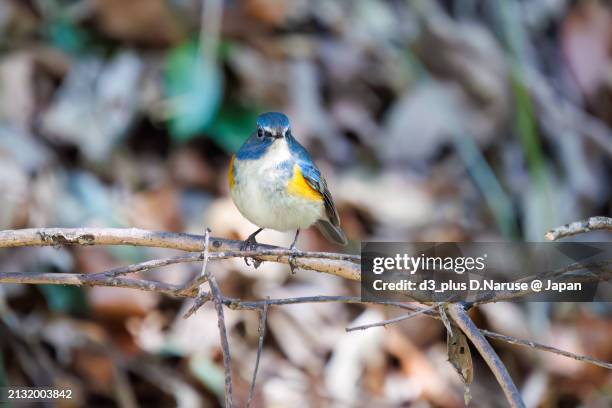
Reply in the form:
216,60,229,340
235,112,292,160
255,112,290,141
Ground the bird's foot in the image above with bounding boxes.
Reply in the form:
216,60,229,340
287,229,301,274
241,230,262,268
288,244,299,275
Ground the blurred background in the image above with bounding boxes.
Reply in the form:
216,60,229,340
0,0,611,406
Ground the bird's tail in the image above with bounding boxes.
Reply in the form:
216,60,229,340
315,219,348,246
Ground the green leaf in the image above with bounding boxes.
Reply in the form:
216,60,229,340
207,105,261,153
189,355,225,397
164,40,223,141
38,285,88,315
47,21,89,54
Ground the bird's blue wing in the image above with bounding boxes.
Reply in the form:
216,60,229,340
287,134,341,226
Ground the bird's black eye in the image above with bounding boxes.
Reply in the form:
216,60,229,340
257,128,264,139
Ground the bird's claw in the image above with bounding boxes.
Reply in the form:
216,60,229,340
288,245,299,274
241,236,262,268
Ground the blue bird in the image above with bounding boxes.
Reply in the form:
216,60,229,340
229,112,347,267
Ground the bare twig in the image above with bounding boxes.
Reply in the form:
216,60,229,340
83,249,612,308
345,304,437,332
0,228,360,280
447,303,525,408
1,272,609,373
90,254,203,279
95,248,358,285
0,272,187,297
2,220,611,408
337,298,612,371
247,299,269,408
183,229,213,318
187,228,233,407
545,216,612,241
223,296,428,314
3,256,608,309
210,269,233,407
481,329,612,370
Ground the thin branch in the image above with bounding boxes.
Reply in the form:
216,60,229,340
0,272,187,297
211,273,233,407
545,216,612,241
74,249,612,308
94,248,358,288
222,296,426,313
336,297,612,371
446,303,525,408
1,271,609,372
0,270,424,315
203,229,233,407
1,219,610,408
183,229,213,318
247,299,269,408
177,228,234,406
0,228,360,281
345,304,437,332
90,254,203,279
481,329,612,370
179,272,209,298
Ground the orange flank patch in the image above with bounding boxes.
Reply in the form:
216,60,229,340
228,155,235,189
287,164,322,201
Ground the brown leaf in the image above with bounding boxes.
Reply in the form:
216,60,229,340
73,349,114,393
93,0,186,46
447,321,473,404
124,184,183,232
244,0,293,26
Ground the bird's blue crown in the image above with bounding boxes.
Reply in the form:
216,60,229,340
256,112,290,130
235,112,293,161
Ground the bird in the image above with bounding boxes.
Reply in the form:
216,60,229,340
229,112,347,269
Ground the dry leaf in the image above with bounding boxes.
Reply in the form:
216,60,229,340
93,0,185,46
447,317,473,405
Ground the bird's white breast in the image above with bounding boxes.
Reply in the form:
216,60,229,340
231,140,324,232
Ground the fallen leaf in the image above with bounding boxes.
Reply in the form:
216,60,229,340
446,322,473,405
93,0,185,46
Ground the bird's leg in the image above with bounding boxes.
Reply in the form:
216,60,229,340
241,228,263,268
241,228,263,250
288,229,300,274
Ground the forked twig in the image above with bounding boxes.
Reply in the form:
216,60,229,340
182,228,233,407
0,227,360,280
183,229,212,318
2,219,612,407
345,304,437,332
